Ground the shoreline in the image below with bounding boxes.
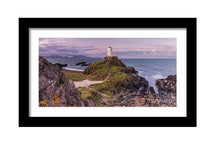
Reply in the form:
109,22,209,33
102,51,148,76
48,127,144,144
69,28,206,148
61,68,84,74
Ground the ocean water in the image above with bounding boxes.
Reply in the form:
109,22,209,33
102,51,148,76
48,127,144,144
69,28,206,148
45,56,176,91
121,59,176,91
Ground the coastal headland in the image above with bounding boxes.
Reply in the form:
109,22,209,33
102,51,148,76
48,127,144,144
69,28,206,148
39,56,176,107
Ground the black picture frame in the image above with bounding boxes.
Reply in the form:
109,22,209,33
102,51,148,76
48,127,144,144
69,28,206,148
19,18,197,127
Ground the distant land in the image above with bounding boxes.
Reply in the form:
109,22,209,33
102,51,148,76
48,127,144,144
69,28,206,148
42,54,176,60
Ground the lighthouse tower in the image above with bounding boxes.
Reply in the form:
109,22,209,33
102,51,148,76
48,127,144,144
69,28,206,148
107,46,113,57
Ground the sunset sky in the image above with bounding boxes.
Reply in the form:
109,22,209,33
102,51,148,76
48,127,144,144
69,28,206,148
39,38,176,59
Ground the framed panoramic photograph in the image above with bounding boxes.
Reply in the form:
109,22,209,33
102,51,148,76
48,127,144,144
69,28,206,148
19,18,196,127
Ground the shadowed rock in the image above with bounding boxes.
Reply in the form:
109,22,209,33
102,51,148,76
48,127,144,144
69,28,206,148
123,67,138,74
55,63,67,67
147,87,156,100
39,56,85,107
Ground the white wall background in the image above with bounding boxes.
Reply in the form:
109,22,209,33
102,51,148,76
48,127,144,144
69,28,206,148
0,0,219,148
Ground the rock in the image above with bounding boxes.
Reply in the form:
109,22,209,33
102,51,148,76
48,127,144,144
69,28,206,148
139,87,146,94
81,63,90,66
140,98,146,104
111,89,119,94
75,61,86,65
155,75,176,98
39,56,85,107
156,75,176,92
54,63,67,67
123,67,138,74
76,61,91,66
84,97,95,106
118,95,124,101
136,87,147,96
147,87,156,100
123,74,148,90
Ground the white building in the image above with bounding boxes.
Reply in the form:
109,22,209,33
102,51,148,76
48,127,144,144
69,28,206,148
107,46,113,57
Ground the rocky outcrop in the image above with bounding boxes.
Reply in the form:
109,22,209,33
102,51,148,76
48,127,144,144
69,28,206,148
155,75,176,98
55,63,67,67
136,87,147,96
123,67,138,74
122,72,148,91
39,56,85,107
147,87,156,100
75,61,90,66
156,75,176,93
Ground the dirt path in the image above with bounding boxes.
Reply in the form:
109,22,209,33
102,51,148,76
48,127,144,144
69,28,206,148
74,80,104,88
75,61,113,104
103,61,111,81
75,61,112,88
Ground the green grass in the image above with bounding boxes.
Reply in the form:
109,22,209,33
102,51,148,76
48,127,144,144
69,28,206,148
85,60,109,81
91,64,127,95
62,71,86,81
77,87,92,99
78,87,102,105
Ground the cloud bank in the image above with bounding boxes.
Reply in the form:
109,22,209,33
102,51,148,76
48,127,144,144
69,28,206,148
39,38,176,59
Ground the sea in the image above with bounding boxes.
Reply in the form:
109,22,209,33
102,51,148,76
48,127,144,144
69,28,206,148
44,56,176,91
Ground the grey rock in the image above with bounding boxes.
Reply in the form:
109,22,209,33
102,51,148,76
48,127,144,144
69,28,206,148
39,56,85,107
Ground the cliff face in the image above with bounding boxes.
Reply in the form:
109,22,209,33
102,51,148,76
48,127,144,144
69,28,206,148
39,56,85,107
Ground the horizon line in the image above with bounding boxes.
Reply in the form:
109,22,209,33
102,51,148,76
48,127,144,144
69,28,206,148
41,55,176,60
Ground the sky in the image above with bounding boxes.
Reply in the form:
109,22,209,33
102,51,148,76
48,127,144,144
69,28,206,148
39,38,176,59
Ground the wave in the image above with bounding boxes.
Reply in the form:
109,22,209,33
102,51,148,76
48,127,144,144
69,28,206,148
152,74,163,79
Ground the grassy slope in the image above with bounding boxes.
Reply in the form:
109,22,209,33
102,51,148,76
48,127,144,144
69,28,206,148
84,60,108,81
77,87,102,105
91,64,127,95
82,57,130,96
62,71,86,81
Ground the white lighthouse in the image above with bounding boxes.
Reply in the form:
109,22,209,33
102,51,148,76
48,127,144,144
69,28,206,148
107,46,113,57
